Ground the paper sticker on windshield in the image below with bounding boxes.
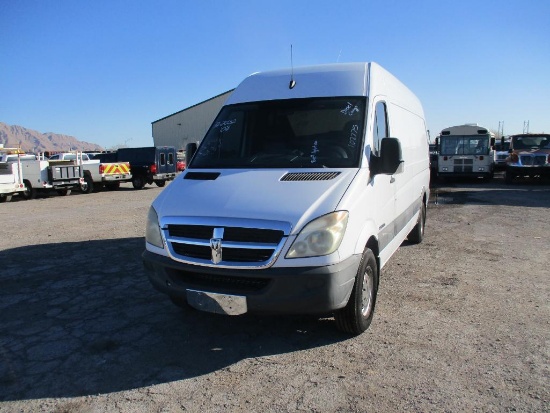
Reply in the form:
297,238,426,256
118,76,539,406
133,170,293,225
213,119,237,133
341,102,359,117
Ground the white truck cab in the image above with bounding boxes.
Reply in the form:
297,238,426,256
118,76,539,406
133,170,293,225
48,152,98,164
142,62,430,334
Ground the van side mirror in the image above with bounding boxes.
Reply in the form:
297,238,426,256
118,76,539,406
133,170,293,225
370,137,403,175
490,137,495,147
185,143,197,166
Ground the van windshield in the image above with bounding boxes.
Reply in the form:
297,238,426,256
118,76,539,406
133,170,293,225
190,97,366,169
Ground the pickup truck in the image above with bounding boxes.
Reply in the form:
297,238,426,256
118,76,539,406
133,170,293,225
49,152,132,192
117,146,177,189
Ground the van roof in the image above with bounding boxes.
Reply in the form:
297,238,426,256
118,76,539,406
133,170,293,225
225,62,423,116
227,63,369,104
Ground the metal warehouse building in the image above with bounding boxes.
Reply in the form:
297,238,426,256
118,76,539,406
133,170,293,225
151,89,233,150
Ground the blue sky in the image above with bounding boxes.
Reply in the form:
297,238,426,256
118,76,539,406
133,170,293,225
1,0,549,149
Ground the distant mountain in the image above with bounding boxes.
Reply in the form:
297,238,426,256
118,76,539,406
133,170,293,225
0,122,103,153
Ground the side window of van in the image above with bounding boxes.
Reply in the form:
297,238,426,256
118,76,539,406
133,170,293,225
373,101,389,155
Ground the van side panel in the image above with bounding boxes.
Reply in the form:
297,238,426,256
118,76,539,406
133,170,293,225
363,63,429,268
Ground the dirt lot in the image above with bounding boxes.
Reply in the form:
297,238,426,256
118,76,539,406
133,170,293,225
0,175,548,412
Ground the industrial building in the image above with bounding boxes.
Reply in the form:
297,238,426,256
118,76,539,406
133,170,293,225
151,89,233,150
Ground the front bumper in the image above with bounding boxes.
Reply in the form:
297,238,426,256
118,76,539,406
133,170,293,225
506,165,550,177
437,171,493,178
142,249,361,315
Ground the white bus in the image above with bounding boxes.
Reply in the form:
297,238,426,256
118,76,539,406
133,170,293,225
436,124,495,180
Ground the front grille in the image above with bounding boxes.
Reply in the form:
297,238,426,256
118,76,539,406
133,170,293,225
172,243,275,263
168,225,283,243
453,158,473,173
520,155,547,166
165,221,288,268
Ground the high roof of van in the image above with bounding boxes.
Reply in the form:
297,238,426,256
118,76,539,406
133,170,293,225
225,62,423,117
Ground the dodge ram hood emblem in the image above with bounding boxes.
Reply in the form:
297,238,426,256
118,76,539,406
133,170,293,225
210,228,224,264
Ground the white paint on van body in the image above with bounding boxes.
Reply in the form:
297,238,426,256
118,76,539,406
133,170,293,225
144,62,430,317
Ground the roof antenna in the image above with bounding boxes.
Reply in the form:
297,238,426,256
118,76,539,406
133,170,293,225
289,44,296,89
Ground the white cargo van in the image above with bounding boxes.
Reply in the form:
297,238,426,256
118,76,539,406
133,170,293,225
143,62,430,334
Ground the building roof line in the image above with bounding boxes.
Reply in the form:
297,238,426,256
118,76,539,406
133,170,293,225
151,89,235,124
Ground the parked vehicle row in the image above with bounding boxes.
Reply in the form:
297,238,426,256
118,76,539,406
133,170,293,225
430,129,550,184
0,146,178,202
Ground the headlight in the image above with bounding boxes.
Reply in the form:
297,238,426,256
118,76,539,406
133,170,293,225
286,211,348,258
145,206,164,248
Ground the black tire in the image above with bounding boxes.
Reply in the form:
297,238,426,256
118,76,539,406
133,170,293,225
80,175,93,194
56,189,71,196
132,176,145,189
408,201,426,244
334,248,379,335
154,180,166,187
22,180,35,200
0,194,12,203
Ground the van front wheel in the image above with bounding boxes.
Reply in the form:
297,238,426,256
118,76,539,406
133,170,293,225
334,248,378,335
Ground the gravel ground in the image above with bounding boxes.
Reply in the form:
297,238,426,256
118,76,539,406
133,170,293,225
0,175,548,412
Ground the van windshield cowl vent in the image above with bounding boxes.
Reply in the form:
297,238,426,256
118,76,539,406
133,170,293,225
281,172,341,181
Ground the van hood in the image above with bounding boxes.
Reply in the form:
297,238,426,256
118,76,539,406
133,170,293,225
153,169,358,235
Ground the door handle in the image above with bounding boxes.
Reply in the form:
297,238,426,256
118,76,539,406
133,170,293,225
390,176,395,183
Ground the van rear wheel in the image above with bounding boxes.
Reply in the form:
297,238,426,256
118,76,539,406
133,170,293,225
334,248,378,335
408,201,426,244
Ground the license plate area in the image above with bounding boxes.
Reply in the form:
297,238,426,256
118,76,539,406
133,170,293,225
186,289,247,315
